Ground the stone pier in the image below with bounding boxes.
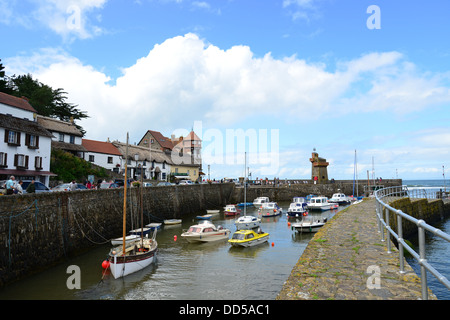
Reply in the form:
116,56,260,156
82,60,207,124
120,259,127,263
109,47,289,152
277,198,437,300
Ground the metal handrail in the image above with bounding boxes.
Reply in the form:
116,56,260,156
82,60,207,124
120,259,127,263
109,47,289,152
374,185,450,300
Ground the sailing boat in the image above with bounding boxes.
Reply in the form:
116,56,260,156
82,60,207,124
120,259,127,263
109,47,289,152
107,133,158,279
234,152,261,230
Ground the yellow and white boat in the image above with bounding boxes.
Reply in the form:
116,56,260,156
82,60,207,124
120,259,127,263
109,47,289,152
228,228,269,247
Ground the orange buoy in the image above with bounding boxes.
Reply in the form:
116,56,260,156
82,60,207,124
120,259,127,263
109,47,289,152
102,260,110,269
287,222,291,227
271,242,274,247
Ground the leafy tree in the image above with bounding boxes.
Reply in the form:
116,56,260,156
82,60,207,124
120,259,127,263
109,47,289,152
50,149,109,183
0,61,89,135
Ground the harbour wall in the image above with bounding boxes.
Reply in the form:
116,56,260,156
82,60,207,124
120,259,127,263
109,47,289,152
232,179,403,203
387,197,450,239
0,183,234,287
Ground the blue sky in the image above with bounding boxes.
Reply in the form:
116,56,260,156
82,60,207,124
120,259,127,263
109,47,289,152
1,0,449,181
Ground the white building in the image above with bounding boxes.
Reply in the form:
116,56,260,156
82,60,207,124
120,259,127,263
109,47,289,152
112,141,172,181
0,92,54,186
37,115,87,158
82,138,122,172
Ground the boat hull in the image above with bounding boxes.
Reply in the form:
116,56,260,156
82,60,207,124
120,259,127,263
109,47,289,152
109,240,158,279
164,219,182,225
292,223,324,233
228,234,269,247
181,230,230,243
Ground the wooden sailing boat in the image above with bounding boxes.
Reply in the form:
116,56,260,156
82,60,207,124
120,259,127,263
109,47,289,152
108,133,158,279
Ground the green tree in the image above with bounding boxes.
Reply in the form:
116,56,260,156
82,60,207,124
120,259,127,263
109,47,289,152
0,61,89,135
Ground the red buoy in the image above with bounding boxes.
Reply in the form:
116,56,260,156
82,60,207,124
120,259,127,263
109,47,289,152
271,242,274,247
174,235,177,241
102,260,110,269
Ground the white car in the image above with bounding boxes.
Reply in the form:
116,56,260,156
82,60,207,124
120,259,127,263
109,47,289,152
179,180,193,185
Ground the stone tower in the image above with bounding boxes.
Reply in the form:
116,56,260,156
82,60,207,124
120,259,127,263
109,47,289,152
310,149,329,184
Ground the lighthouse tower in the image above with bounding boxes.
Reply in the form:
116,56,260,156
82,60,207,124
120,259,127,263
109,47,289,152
310,149,329,184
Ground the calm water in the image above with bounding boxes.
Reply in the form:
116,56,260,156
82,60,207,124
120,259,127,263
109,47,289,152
0,201,339,300
403,179,450,300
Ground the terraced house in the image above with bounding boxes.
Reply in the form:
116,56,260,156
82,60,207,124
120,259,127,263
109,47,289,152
0,92,54,186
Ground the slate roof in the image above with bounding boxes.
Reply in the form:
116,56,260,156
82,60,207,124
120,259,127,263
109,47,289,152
0,92,37,113
0,113,53,137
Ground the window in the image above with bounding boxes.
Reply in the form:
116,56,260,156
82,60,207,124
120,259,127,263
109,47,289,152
14,154,28,168
89,155,95,162
25,134,39,149
70,135,75,144
0,152,7,167
35,156,43,170
4,130,20,146
162,161,166,169
107,156,113,164
59,133,64,142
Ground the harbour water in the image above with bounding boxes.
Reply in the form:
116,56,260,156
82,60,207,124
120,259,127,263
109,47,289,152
0,180,448,300
0,201,341,300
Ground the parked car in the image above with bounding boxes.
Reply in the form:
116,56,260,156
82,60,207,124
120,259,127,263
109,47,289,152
52,183,87,192
0,180,6,195
156,182,173,186
99,182,120,189
21,180,52,193
179,180,193,185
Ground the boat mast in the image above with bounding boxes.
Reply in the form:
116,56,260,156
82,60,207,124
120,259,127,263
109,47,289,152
244,151,247,217
122,133,129,255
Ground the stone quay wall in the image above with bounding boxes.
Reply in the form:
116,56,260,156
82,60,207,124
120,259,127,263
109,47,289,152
387,197,450,239
0,183,234,287
232,179,403,203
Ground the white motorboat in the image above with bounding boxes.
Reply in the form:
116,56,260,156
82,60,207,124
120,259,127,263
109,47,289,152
224,204,241,216
253,196,269,208
146,223,162,230
206,209,220,214
258,202,282,217
181,221,230,243
307,196,332,211
286,197,308,217
329,193,352,205
235,215,261,230
291,216,328,233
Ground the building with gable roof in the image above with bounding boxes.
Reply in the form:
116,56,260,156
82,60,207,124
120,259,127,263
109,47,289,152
82,138,123,173
0,92,54,186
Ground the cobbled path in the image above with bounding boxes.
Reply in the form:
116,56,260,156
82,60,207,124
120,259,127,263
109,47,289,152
277,198,436,300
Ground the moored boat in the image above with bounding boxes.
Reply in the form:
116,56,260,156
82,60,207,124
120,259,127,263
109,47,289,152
181,221,230,243
253,196,269,208
291,216,327,233
228,228,269,247
224,204,241,216
111,234,140,246
258,202,282,217
235,215,261,230
164,219,182,225
146,223,162,230
106,132,157,279
307,196,332,211
286,197,308,217
196,214,213,220
329,192,352,205
108,232,158,279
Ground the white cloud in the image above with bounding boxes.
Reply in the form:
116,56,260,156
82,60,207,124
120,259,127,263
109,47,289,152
1,0,108,40
5,33,450,179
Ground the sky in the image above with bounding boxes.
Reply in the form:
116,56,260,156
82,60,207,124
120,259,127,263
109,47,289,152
1,0,449,181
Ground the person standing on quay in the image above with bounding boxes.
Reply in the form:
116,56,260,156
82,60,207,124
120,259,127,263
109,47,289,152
5,176,15,195
26,180,36,193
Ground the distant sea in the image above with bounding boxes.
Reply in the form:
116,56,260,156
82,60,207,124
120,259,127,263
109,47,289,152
403,179,448,191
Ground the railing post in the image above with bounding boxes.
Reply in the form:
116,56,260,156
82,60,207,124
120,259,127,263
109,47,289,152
385,208,391,253
397,212,405,273
418,221,428,300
